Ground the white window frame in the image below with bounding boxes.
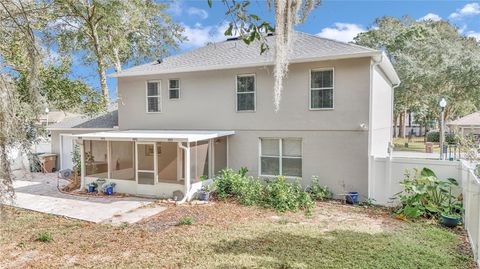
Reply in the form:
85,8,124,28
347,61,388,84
168,79,180,100
235,74,256,112
309,68,334,110
259,138,303,178
146,80,162,113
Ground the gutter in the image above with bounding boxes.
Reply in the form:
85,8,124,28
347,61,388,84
176,142,190,204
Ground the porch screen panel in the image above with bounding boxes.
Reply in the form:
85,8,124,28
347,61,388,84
157,142,177,181
214,137,227,175
190,141,209,182
110,141,134,180
84,140,108,177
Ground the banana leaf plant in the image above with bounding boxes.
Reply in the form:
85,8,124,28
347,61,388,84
394,168,462,219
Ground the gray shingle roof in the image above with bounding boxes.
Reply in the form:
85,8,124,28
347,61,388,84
448,112,480,126
112,32,379,78
47,109,118,130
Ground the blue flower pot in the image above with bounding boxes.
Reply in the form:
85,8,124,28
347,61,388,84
440,214,461,228
346,192,359,205
105,186,113,195
198,191,210,201
87,185,95,193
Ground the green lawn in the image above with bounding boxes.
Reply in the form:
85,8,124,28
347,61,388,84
393,137,440,153
0,202,475,268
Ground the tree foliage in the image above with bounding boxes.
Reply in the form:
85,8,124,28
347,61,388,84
355,17,480,127
51,0,184,101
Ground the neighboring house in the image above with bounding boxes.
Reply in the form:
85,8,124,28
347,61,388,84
448,111,480,138
73,32,400,200
39,110,80,127
47,108,118,170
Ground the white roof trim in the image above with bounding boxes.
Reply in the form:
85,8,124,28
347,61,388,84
109,51,380,78
47,127,118,131
73,130,235,142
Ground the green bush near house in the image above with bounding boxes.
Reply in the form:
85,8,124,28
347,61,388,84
214,168,326,214
426,131,440,143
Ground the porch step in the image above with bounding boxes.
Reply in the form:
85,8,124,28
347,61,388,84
102,206,167,226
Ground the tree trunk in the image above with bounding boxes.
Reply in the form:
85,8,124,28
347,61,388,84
108,34,122,72
90,25,109,102
399,111,406,139
393,115,397,138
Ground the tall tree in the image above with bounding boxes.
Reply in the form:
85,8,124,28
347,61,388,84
53,0,184,101
355,17,480,137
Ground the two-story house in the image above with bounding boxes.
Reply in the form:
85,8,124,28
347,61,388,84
65,32,399,201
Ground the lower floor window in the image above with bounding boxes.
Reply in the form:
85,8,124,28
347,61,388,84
260,138,302,177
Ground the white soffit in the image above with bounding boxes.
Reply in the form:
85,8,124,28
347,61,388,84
73,130,235,142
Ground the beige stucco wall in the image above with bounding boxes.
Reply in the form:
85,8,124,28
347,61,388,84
370,65,394,157
115,57,389,198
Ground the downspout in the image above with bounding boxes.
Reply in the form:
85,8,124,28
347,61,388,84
176,142,190,204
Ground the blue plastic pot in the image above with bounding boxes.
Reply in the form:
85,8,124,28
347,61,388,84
198,191,210,201
87,184,95,193
346,192,359,205
440,214,461,228
105,186,113,195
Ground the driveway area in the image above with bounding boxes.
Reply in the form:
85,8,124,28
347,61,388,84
4,171,166,224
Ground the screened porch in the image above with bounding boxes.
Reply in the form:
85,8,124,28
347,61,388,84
75,130,233,199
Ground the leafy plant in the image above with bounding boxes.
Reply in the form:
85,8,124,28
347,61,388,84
307,176,333,201
394,167,462,219
35,231,53,242
178,216,194,225
239,166,249,177
426,131,440,143
361,198,376,208
72,144,81,174
262,177,314,213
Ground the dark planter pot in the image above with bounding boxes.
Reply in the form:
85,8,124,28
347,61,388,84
440,214,461,228
198,191,210,201
346,192,359,205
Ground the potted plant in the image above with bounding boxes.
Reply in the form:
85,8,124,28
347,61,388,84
198,175,212,201
102,182,116,195
440,178,463,228
87,182,98,193
95,178,107,193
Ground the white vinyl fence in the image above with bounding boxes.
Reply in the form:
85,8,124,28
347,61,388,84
370,156,461,206
461,161,480,266
370,156,480,266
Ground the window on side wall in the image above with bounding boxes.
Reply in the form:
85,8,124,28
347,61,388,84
236,74,255,112
146,81,161,112
169,79,180,100
310,69,334,109
260,138,302,177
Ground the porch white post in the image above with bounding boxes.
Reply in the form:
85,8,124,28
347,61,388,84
79,139,85,190
107,141,111,179
185,143,191,192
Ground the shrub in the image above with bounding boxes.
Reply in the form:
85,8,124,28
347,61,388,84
307,176,333,201
35,231,53,242
445,133,460,145
394,167,462,219
262,177,315,213
178,216,194,225
426,131,440,142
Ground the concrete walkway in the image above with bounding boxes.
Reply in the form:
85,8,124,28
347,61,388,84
5,172,166,224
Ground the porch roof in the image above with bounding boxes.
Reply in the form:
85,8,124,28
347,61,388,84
74,130,235,142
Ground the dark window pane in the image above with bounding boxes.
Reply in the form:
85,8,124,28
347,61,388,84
282,158,302,177
169,79,179,89
311,70,333,88
311,89,333,109
169,89,179,99
237,93,255,111
261,157,280,175
148,97,159,112
147,82,158,96
237,76,255,92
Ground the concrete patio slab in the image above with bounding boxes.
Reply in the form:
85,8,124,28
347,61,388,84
4,172,166,224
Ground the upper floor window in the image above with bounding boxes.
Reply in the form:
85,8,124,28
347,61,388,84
236,74,255,112
146,81,161,112
169,79,180,100
260,138,302,177
310,69,334,109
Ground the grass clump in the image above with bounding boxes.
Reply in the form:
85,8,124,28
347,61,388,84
35,231,53,242
178,216,194,225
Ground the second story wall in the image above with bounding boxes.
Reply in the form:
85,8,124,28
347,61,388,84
117,57,371,131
